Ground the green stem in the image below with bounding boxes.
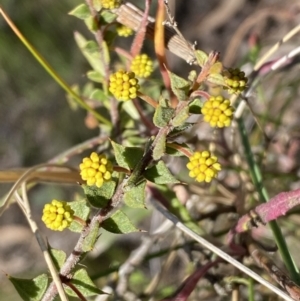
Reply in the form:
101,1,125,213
248,278,254,301
0,7,112,127
237,118,300,284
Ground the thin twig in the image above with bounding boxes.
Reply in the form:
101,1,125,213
150,198,295,301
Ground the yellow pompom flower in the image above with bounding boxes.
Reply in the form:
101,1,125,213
42,200,74,231
187,151,221,183
223,68,248,94
130,54,153,78
201,95,234,128
79,152,113,188
109,70,140,101
100,0,121,9
116,24,133,37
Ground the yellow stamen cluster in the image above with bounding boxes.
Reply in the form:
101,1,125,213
223,68,248,94
130,54,153,78
201,96,234,128
42,200,74,231
187,151,221,183
116,24,133,37
109,70,140,101
79,152,113,188
100,0,121,9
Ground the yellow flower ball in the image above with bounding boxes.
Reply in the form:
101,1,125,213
79,152,113,188
130,54,153,78
186,151,221,183
42,200,74,231
223,68,248,94
201,95,234,128
116,24,133,37
101,0,121,9
109,70,140,101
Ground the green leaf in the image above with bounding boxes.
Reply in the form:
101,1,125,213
65,269,104,297
102,210,139,234
168,123,193,138
86,70,107,82
188,98,202,114
166,143,192,157
144,161,179,185
100,10,117,23
49,249,66,270
69,200,91,233
74,32,104,76
152,132,166,160
83,181,116,208
92,0,102,11
153,105,174,128
167,70,190,101
171,103,189,127
111,141,144,170
194,50,208,67
124,180,146,208
207,73,226,86
69,4,90,20
82,220,100,252
9,274,48,301
89,88,107,102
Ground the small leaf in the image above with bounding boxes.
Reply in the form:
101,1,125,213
84,16,98,32
144,161,179,185
87,71,104,83
89,88,107,102
124,180,147,208
49,249,66,270
188,98,202,114
100,10,117,23
152,132,166,160
65,269,104,297
153,105,174,128
111,141,144,170
207,73,226,86
194,50,208,67
102,210,139,234
171,103,189,127
69,4,90,20
209,61,223,74
167,70,190,101
9,274,48,301
92,0,102,11
82,220,100,252
168,123,193,138
83,181,116,208
69,200,91,233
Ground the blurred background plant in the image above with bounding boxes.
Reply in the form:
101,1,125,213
1,0,300,300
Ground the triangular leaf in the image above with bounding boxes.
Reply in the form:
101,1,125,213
9,274,48,301
111,141,144,170
87,70,104,83
194,50,208,67
83,181,116,208
167,70,190,101
69,200,91,233
102,210,139,234
69,4,90,20
144,161,179,185
209,61,223,74
49,249,66,270
188,98,202,114
153,105,174,128
124,180,147,208
65,269,105,297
